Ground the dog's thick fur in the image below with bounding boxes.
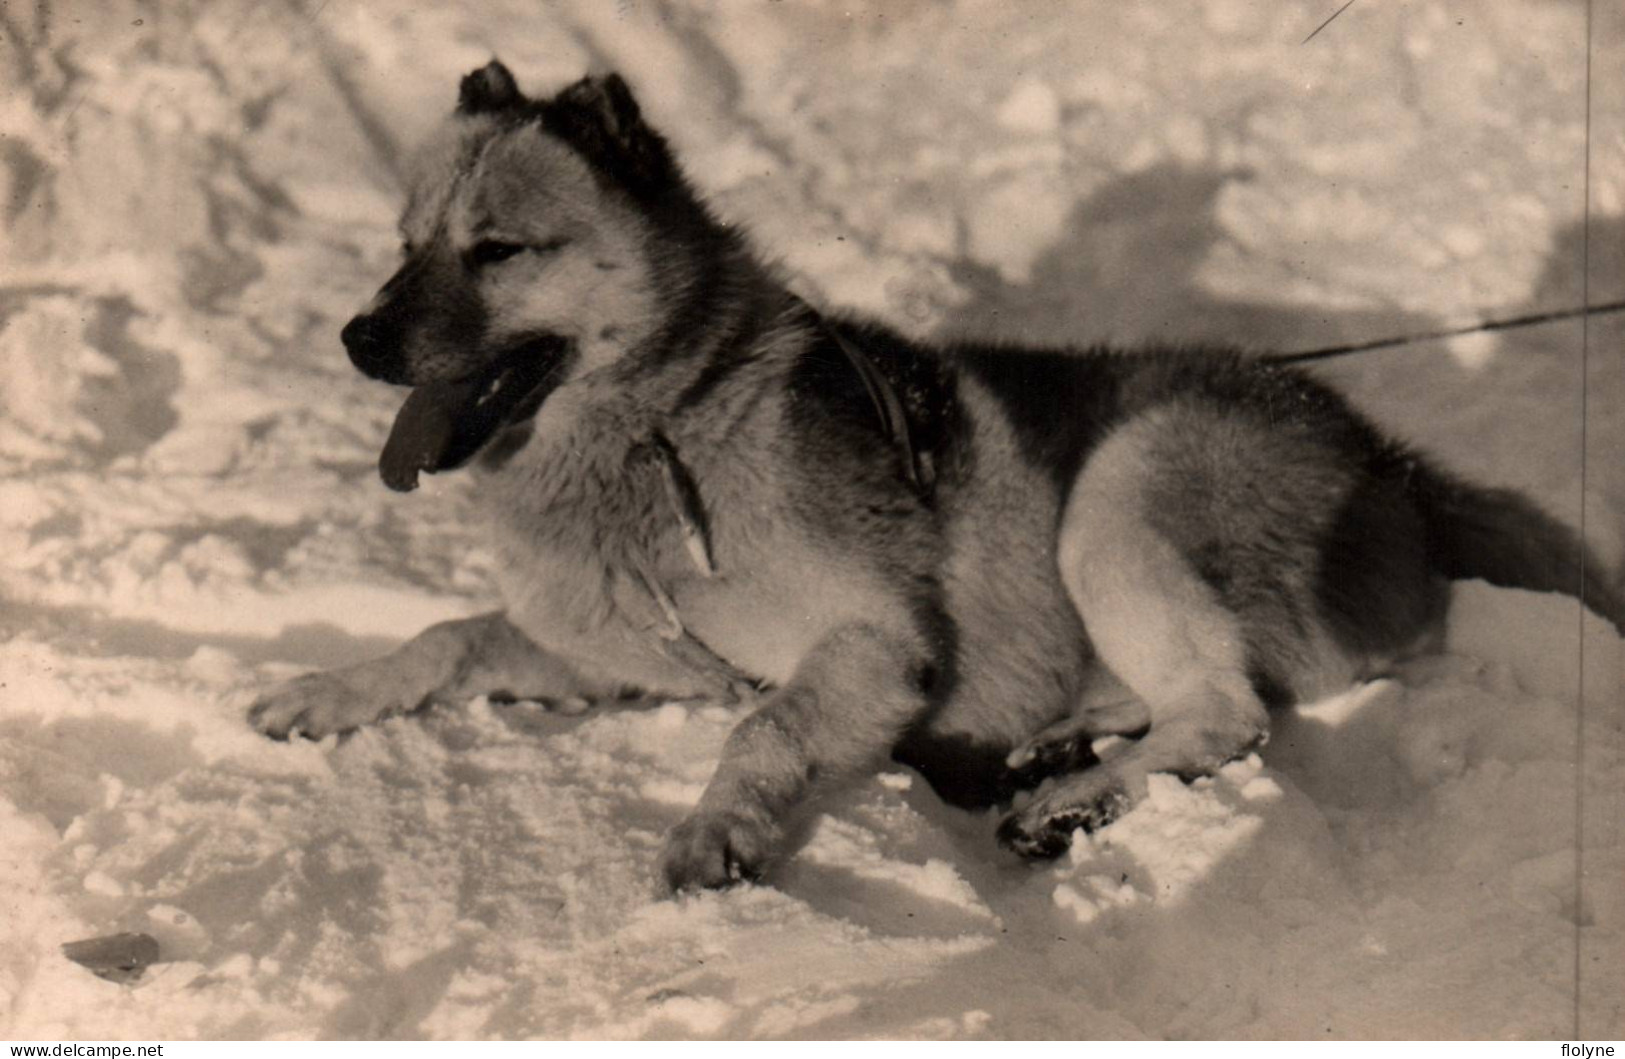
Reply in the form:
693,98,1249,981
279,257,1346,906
250,62,1625,891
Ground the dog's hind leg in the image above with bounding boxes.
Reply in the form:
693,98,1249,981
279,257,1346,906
249,611,611,739
997,534,1268,856
998,405,1360,858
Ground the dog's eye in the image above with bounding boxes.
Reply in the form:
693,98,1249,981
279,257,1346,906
470,240,526,266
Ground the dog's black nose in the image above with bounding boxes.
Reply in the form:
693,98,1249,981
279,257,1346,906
341,313,382,360
342,313,408,383
340,313,370,353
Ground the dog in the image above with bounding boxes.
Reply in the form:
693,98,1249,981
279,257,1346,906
249,60,1625,892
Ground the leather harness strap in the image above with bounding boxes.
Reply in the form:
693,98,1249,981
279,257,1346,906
823,323,931,497
628,435,756,699
628,312,932,696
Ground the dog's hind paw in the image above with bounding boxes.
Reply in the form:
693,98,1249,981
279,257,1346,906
659,808,777,894
247,672,406,740
996,781,1134,860
1004,699,1148,774
1005,731,1101,789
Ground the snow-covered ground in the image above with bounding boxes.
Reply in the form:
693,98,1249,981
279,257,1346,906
2,0,1622,1040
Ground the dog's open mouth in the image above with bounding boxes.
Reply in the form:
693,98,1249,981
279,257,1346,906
378,338,570,492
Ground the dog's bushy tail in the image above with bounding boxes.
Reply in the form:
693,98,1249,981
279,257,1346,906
1409,465,1625,634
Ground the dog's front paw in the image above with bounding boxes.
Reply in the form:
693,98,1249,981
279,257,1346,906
996,777,1134,860
659,808,778,894
247,671,404,740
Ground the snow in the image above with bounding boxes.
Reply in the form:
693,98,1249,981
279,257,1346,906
996,80,1063,136
2,0,1622,1041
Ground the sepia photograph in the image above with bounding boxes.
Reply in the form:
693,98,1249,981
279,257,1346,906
1,0,1621,1041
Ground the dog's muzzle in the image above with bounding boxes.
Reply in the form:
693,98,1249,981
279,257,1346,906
341,312,411,385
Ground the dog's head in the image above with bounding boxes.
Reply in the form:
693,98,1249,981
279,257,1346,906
348,61,701,491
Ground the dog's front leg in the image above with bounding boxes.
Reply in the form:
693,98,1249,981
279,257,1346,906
660,622,935,893
249,611,608,739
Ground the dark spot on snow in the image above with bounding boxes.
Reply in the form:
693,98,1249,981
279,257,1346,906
3,596,396,669
243,415,278,443
0,714,204,829
0,283,80,331
238,94,272,131
178,147,295,311
181,244,265,311
28,510,83,545
1,139,53,224
161,515,316,574
77,295,183,462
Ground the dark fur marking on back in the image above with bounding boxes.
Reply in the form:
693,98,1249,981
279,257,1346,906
787,320,961,497
955,346,1127,497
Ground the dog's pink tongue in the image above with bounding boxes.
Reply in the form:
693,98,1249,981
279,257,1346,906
379,379,481,492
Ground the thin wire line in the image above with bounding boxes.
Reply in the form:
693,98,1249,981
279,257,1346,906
1303,0,1358,45
1268,299,1625,365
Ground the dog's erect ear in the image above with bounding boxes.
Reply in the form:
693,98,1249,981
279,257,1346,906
458,60,524,115
554,73,645,145
545,73,682,199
